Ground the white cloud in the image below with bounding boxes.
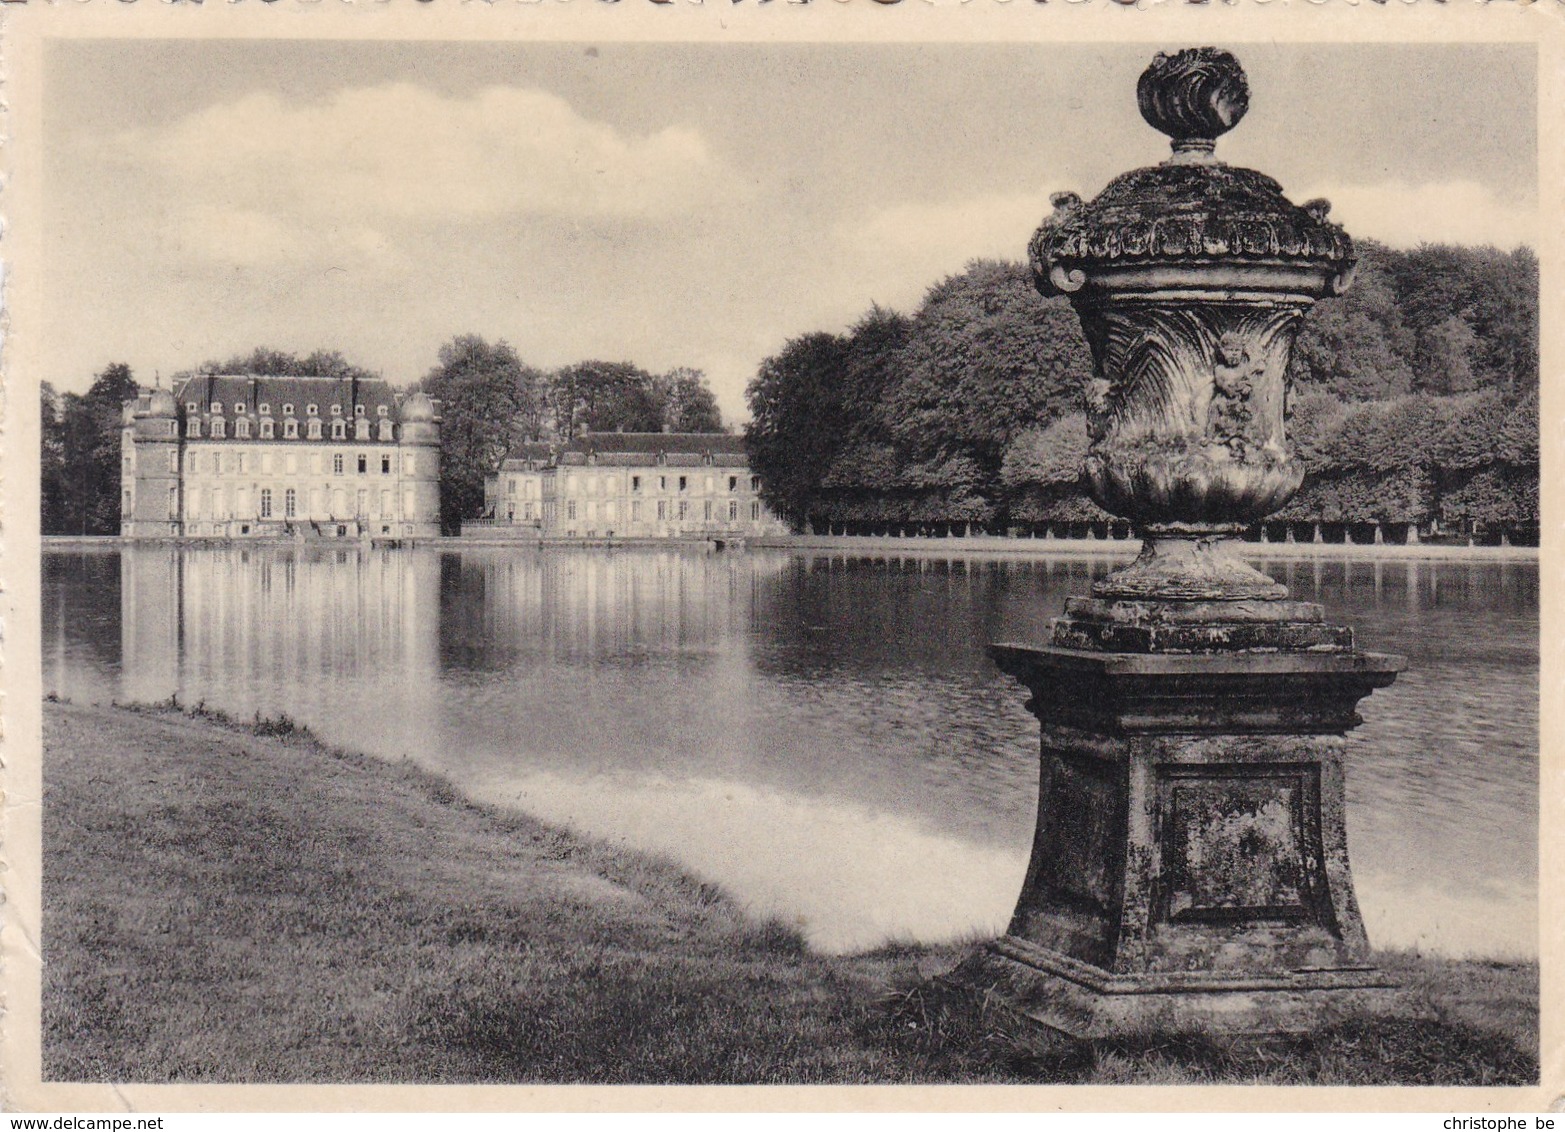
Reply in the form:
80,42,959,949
1290,180,1537,251
108,83,745,266
829,190,1057,311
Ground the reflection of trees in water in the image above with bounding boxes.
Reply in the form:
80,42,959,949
43,551,124,688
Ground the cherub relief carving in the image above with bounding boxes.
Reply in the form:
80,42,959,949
1207,332,1262,455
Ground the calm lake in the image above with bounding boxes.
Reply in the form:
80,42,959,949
42,544,1538,960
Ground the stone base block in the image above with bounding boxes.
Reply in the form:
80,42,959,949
944,939,1433,1044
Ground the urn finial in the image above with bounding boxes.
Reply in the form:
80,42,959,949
1136,47,1249,163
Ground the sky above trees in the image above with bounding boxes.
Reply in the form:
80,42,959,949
43,40,1536,422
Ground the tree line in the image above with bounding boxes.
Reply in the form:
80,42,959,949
40,341,725,536
744,242,1539,539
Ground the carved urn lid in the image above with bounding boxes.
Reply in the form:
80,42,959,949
1031,48,1354,299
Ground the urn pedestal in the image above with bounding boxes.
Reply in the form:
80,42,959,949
945,640,1426,1040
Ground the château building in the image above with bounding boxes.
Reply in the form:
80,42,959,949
121,374,442,539
481,431,786,539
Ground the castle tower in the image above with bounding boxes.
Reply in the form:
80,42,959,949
396,390,442,538
121,388,183,539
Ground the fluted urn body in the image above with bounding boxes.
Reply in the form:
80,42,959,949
1031,48,1355,601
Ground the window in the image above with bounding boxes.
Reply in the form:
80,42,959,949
355,404,365,417
355,419,370,440
705,476,714,493
168,450,178,472
260,420,274,439
506,479,516,496
332,421,346,440
751,476,761,492
285,403,296,416
260,403,271,415
377,405,389,417
404,453,414,475
259,488,273,518
331,405,342,416
378,420,393,441
211,419,226,439
567,501,577,521
632,501,642,522
632,475,641,492
380,489,391,516
657,500,666,520
284,489,297,518
233,403,245,415
357,489,367,515
303,404,314,416
260,453,273,474
307,419,321,440
237,454,246,474
704,500,713,521
659,476,667,491
729,500,738,521
751,501,760,520
728,476,738,492
212,402,223,414
285,454,297,474
678,476,687,492
382,455,392,474
357,454,367,474
235,418,251,439
333,454,344,475
284,419,299,439
168,421,178,436
187,419,202,438
186,402,198,413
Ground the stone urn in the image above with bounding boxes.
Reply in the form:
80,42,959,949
1031,46,1354,604
945,48,1421,1042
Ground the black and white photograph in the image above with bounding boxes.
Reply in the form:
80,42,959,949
1,5,1555,1112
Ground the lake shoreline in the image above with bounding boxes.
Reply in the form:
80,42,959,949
40,698,1539,1086
41,532,1540,562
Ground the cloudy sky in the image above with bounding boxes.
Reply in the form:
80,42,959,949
43,40,1536,423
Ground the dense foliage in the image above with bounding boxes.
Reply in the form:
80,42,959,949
746,243,1538,536
41,364,140,536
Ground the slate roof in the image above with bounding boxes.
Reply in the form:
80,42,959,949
172,374,402,420
499,432,747,471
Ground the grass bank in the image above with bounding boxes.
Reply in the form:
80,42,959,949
42,699,1538,1086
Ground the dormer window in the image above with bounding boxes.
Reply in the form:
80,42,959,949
377,420,393,441
212,402,223,414
233,403,245,415
306,404,317,416
377,405,389,417
235,418,251,439
284,419,299,439
354,404,365,417
186,402,198,413
307,419,322,440
331,420,346,440
331,405,342,417
259,419,274,439
259,403,271,416
187,419,202,438
211,419,226,439
355,419,370,440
